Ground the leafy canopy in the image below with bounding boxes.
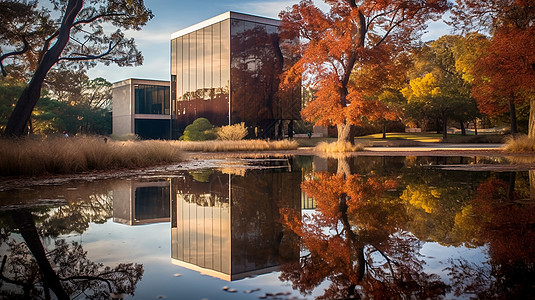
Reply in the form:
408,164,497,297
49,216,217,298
279,0,449,142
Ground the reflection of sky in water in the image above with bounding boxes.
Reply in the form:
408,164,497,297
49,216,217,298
67,221,299,300
1,156,533,299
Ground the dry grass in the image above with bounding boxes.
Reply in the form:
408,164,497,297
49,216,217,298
504,135,535,152
505,155,535,164
0,137,299,177
315,141,364,153
0,136,184,177
170,139,299,152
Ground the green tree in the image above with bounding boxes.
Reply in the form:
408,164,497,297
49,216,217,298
402,36,479,140
1,0,153,136
0,75,24,131
180,118,217,141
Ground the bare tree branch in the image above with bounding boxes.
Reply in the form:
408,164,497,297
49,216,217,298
0,36,30,76
58,41,116,62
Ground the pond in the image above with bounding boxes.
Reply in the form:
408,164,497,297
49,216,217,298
0,155,534,299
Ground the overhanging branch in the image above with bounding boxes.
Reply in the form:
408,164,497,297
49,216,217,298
0,36,30,76
57,41,116,62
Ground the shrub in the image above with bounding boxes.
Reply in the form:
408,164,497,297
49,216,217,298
180,118,217,141
217,122,248,140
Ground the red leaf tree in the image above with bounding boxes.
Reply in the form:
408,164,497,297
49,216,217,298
279,0,449,143
452,0,535,136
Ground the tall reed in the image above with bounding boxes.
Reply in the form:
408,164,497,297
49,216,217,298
169,139,298,152
504,135,535,152
315,141,364,153
0,136,184,177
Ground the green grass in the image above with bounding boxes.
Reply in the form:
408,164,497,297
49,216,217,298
356,132,443,142
297,132,506,148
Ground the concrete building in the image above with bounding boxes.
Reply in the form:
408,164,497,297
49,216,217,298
112,78,171,139
112,11,300,139
170,11,301,139
112,180,171,225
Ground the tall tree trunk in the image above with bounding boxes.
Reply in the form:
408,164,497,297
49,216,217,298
11,209,69,300
460,121,466,136
337,123,354,144
530,170,535,201
4,0,83,136
442,111,448,141
507,172,516,201
509,99,518,136
337,156,352,176
529,98,535,138
382,119,387,139
474,119,478,135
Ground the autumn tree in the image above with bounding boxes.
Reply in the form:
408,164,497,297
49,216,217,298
402,36,479,140
451,0,535,137
279,0,449,144
0,0,153,136
470,27,535,136
279,157,448,298
352,47,410,138
447,176,535,298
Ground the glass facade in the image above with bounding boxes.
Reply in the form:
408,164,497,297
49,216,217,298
171,19,230,137
171,13,301,139
134,84,170,115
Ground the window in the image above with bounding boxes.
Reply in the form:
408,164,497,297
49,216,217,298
134,84,170,115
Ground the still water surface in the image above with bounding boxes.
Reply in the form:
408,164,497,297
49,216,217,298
0,155,534,299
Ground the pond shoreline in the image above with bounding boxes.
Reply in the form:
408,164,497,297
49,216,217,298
1,146,534,192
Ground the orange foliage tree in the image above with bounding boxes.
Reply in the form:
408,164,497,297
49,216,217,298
452,0,535,136
279,158,448,298
279,0,449,143
470,27,535,136
447,176,535,298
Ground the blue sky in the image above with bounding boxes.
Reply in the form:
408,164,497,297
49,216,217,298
87,0,451,83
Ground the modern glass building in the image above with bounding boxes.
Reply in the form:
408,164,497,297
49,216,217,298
171,168,301,281
170,11,301,139
112,78,171,139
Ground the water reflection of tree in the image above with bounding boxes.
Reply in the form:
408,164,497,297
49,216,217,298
447,176,535,298
280,157,448,299
230,22,300,138
0,183,143,299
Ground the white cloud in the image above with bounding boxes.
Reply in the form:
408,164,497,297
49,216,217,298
124,29,172,44
225,0,330,19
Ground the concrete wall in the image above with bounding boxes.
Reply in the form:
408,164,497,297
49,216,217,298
112,79,133,136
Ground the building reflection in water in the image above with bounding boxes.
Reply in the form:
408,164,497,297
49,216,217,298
171,166,302,281
112,180,171,225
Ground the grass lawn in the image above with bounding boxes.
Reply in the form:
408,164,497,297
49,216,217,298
357,132,443,142
296,132,506,147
